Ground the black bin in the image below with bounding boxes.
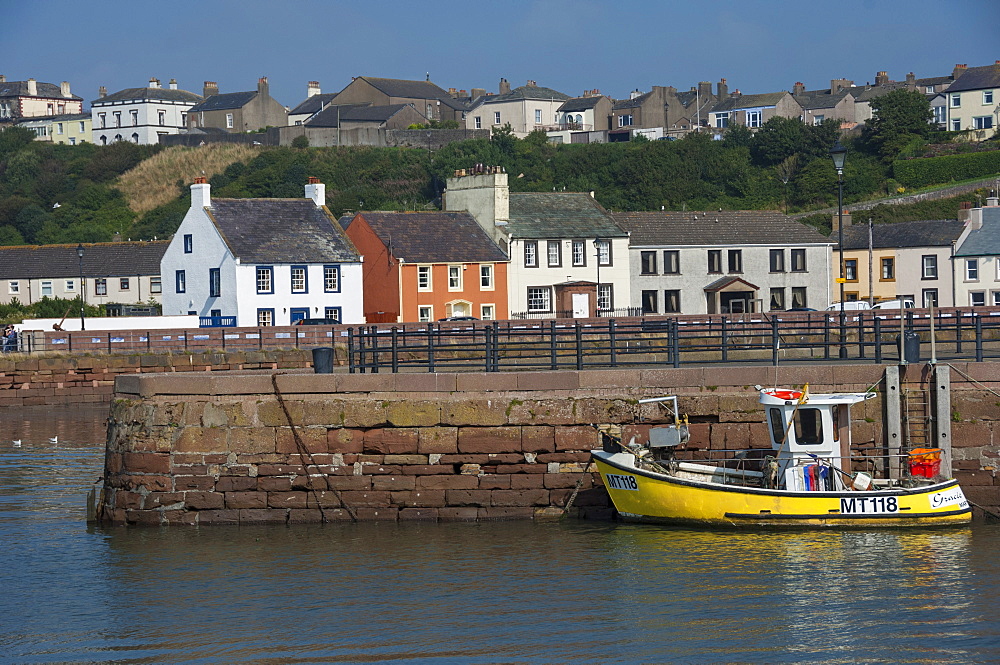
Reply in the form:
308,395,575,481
897,332,921,363
311,347,334,374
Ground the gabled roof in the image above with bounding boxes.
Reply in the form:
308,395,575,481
305,103,417,127
712,92,792,112
839,219,964,250
704,276,760,292
207,199,359,264
351,76,452,100
793,88,854,110
0,241,168,279
289,92,338,116
611,211,830,246
613,92,651,110
508,193,626,239
341,211,507,264
93,87,202,105
559,96,604,112
189,91,257,112
946,63,1000,93
476,85,570,106
0,80,83,101
955,207,1000,257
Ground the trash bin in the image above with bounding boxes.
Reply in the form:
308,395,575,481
897,331,921,363
311,347,334,374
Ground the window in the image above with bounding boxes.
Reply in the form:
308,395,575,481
209,268,220,297
950,93,961,108
130,110,138,126
226,113,234,129
417,265,432,290
448,265,462,290
183,234,192,253
324,265,340,292
9,281,19,294
728,249,742,273
41,281,53,296
641,290,658,314
535,109,542,124
922,255,938,279
640,251,657,275
524,241,538,267
714,112,729,129
98,113,106,128
812,114,824,125
547,240,561,267
966,259,979,281
746,110,762,128
769,249,785,273
973,116,994,130
95,278,107,296
994,292,1000,307
844,259,858,281
572,240,586,267
480,304,495,320
793,408,825,446
175,271,185,293
598,284,613,311
494,111,501,125
663,251,679,274
474,116,481,129
131,133,139,143
79,121,85,132
596,240,611,266
480,264,494,289
150,277,161,294
881,257,895,280
324,307,341,322
158,110,166,126
923,289,939,308
664,290,681,313
618,114,633,127
971,292,986,307
57,123,64,135
291,266,307,293
113,111,121,127
984,91,994,105
708,250,722,273
120,278,130,290
69,137,76,145
791,287,807,309
257,309,274,326
951,118,962,132
527,287,551,312
770,288,786,311
933,106,947,124
256,266,273,293
418,306,433,322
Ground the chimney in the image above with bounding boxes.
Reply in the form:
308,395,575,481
793,82,805,95
831,211,853,232
699,81,712,100
169,78,178,90
98,85,107,98
27,78,37,96
905,72,915,87
526,79,537,87
499,78,510,94
203,81,219,98
731,89,742,98
717,78,728,99
60,81,71,97
191,177,211,209
306,81,321,98
471,87,485,99
304,176,326,207
0,75,5,83
875,71,889,86
148,77,160,89
630,89,643,100
257,76,269,98
953,64,968,79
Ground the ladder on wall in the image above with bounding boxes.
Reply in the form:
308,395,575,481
902,387,932,453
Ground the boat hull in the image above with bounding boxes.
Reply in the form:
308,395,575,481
593,451,972,528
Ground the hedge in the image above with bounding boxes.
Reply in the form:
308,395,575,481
893,150,1000,188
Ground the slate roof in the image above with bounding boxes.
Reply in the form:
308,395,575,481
0,80,83,101
613,92,651,111
954,207,1000,257
341,212,508,264
508,193,626,239
559,96,604,112
711,92,791,112
0,241,168,279
611,211,831,246
207,199,359,263
839,220,965,250
306,103,415,127
188,91,257,112
289,92,338,116
477,85,570,105
93,87,202,105
946,63,1000,93
354,77,452,100
793,88,854,110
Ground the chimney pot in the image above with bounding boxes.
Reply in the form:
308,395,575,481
98,85,107,98
191,178,211,209
169,78,178,90
27,78,37,96
0,74,5,83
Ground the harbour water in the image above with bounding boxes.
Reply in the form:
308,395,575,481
2,405,1000,664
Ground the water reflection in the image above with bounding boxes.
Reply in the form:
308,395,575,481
1,405,999,663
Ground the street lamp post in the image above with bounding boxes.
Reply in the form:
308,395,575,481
77,244,85,331
594,238,603,316
830,140,847,359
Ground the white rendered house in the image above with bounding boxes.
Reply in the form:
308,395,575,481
161,178,364,326
91,78,202,145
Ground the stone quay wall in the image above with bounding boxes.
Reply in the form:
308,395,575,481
100,362,1000,526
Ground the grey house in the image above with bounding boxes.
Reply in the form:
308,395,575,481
187,77,288,132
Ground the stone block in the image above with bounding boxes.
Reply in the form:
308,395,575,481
711,422,751,450
125,509,163,526
215,476,257,492
359,464,402,476
570,486,612,507
544,473,589,489
954,470,995,486
477,507,535,520
338,490,392,507
225,491,268,509
175,426,228,453
510,474,545,490
496,464,546,474
383,454,429,465
239,508,288,523
399,464,448,476
454,372,519,392
229,427,277,454
174,475,216,491
143,492,184,509
444,489,492,507
417,427,458,454
458,426,521,454
515,371,579,391
478,475,511,489
521,425,555,453
352,507,398,521
491,489,549,506
257,476,293,492
275,427,326,454
305,491,343,508
536,452,591,464
114,490,142,510
288,509,325,523
328,428,364,454
268,491,308,509
386,400,441,427
326,476,373,490
122,452,170,475
197,509,240,525
952,422,992,448
162,510,200,526
364,428,419,454
372,475,416,491
398,507,439,521
257,463,306,476
555,425,598,451
438,507,480,521
441,399,509,426
416,475,479,490
184,491,225,510
126,474,172,492
391,489,446,507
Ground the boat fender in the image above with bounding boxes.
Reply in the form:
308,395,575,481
852,472,873,491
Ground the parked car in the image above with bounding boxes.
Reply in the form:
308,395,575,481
294,318,341,325
872,299,915,309
438,316,478,322
825,302,871,311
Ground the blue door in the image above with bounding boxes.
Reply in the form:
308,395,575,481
289,308,309,324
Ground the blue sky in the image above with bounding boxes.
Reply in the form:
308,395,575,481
3,0,998,108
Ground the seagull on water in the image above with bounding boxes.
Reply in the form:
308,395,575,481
49,436,58,444
12,439,21,447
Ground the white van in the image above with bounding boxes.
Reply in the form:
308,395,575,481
872,299,915,310
826,301,871,311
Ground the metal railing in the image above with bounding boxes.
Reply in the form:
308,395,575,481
510,306,642,320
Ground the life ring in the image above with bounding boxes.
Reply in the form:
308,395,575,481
767,389,803,401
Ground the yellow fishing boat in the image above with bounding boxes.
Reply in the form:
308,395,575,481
592,388,971,528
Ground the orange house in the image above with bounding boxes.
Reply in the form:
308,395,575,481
340,211,509,323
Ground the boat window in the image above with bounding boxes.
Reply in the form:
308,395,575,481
793,408,824,446
833,405,843,444
769,408,787,445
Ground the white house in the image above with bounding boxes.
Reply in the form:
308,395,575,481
91,78,202,145
944,62,1000,138
160,177,364,326
952,196,1000,307
465,79,570,138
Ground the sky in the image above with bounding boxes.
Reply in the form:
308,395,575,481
3,0,999,109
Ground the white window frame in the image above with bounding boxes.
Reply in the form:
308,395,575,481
984,90,994,105
8,281,19,294
257,309,274,326
480,304,495,320
494,111,501,125
922,255,938,279
572,240,586,267
596,240,611,266
524,241,537,268
952,118,962,131
598,284,613,311
448,265,462,291
150,277,162,294
746,109,762,128
950,93,961,108
526,287,551,312
547,240,561,267
714,112,729,129
158,109,166,126
973,116,993,130
226,113,234,129
417,265,432,291
966,259,979,281
291,266,307,293
65,280,75,292
418,305,433,322
474,116,481,129
480,264,494,290
535,109,542,124
618,114,633,127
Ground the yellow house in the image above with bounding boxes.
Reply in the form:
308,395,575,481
51,113,91,145
945,62,1000,139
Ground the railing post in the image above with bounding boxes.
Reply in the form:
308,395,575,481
370,325,379,373
874,317,882,364
484,325,492,372
258,328,263,351
721,317,728,363
575,321,583,370
955,310,963,353
976,314,983,362
608,319,617,367
426,323,435,373
68,332,72,353
823,316,831,360
671,318,680,368
771,317,779,366
857,314,866,359
549,319,557,370
347,327,356,374
391,326,399,372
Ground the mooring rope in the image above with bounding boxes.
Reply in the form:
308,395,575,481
271,372,357,523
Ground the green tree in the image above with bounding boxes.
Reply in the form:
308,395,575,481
862,89,934,161
291,134,310,149
722,124,754,149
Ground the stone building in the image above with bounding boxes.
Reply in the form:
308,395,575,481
186,77,288,132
